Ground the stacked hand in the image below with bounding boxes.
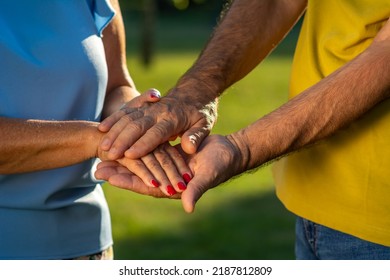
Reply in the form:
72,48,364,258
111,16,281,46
94,87,238,213
96,89,192,197
98,85,218,159
96,134,242,213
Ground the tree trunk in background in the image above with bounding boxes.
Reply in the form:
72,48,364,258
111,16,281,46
141,0,156,67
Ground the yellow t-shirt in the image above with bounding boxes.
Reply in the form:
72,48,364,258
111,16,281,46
273,0,390,246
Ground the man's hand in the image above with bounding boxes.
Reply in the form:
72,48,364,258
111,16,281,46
180,134,243,213
98,85,218,160
97,89,161,159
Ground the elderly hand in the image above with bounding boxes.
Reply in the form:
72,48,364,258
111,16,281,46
96,142,192,197
98,84,218,160
95,160,171,198
96,134,244,213
180,134,243,213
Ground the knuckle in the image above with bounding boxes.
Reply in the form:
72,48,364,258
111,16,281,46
131,159,145,169
155,120,176,137
131,115,155,132
142,157,162,171
159,156,174,168
154,151,173,167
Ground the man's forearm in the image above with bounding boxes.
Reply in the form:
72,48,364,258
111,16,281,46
173,0,307,102
230,33,390,173
0,118,104,174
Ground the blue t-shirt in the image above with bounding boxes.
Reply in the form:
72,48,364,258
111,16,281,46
0,0,115,259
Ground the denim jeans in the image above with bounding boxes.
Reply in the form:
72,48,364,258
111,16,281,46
295,216,390,260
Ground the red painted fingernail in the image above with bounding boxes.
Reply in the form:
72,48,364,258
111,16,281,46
149,89,161,99
178,182,187,191
151,179,159,188
183,173,191,184
167,185,177,196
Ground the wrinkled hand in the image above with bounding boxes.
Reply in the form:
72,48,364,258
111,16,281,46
96,142,192,197
98,86,218,160
180,134,242,213
97,88,161,161
96,134,243,213
95,160,171,198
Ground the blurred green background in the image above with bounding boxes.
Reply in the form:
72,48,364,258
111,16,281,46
103,0,301,260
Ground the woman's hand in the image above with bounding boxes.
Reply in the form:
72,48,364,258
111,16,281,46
96,142,192,197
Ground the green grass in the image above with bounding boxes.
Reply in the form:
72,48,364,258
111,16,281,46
103,9,299,260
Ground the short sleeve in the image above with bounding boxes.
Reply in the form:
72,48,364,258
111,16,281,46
93,0,116,36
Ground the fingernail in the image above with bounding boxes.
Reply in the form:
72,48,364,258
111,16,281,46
151,179,160,188
177,182,187,191
149,88,161,99
166,185,177,196
183,173,191,184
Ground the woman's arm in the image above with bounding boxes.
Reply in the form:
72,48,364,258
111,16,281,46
0,0,133,174
0,118,103,174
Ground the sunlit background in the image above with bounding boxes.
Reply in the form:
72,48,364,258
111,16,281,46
103,0,301,260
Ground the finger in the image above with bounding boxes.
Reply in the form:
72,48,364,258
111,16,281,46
117,157,160,189
153,144,189,193
108,173,168,198
162,144,192,188
130,88,161,106
96,160,131,175
141,153,177,197
124,121,176,159
144,88,161,102
96,161,174,198
105,114,155,159
100,109,146,153
181,175,210,213
95,161,125,180
181,125,211,155
120,88,161,109
96,160,120,169
99,113,132,152
98,110,126,133
98,88,160,133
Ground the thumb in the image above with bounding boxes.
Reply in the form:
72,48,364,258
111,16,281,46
135,88,161,105
144,88,161,102
124,88,161,108
181,175,210,213
181,126,210,155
